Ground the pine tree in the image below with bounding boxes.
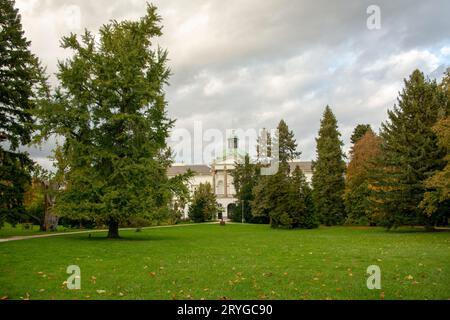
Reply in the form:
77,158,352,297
312,106,346,226
189,183,220,222
344,130,382,225
289,166,317,228
252,119,308,228
350,124,372,144
0,0,47,227
34,5,188,238
371,69,449,229
231,154,260,223
275,119,301,169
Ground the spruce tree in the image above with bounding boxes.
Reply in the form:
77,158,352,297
0,0,47,227
252,119,307,228
275,119,301,169
311,106,346,226
231,154,260,223
350,124,372,144
371,69,449,229
289,166,317,228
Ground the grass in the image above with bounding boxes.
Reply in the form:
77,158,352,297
0,224,449,300
0,223,77,238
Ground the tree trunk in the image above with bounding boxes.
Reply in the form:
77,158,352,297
107,219,120,238
40,182,49,232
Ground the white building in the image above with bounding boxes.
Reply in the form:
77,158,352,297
167,136,312,220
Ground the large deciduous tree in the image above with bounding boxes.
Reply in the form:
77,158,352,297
0,0,47,227
311,106,346,226
35,5,186,238
419,117,450,220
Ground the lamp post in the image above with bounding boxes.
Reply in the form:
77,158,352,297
241,200,244,224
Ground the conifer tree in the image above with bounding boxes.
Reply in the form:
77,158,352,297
371,70,449,229
231,154,260,223
350,124,372,144
0,0,47,227
311,106,346,225
252,120,307,228
289,166,317,228
274,119,301,170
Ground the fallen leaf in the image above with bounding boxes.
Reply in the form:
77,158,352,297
1,296,8,300
380,292,385,300
96,290,106,294
405,275,414,280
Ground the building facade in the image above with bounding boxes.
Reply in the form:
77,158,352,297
167,136,312,220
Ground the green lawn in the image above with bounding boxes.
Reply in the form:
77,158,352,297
0,223,76,238
0,224,449,300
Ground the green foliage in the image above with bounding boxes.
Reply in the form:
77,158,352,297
252,120,314,229
289,166,318,229
34,5,189,237
312,106,346,226
0,0,47,227
350,124,372,144
344,130,382,225
188,183,220,223
275,119,301,167
419,116,450,219
371,70,449,229
231,154,260,223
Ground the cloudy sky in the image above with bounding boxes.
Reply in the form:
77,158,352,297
15,0,450,169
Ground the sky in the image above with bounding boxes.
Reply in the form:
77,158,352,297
14,0,450,169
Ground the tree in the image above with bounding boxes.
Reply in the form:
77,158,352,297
35,5,188,238
289,166,318,229
274,119,301,169
252,120,311,228
312,106,346,226
350,124,372,144
188,183,220,223
419,117,450,221
231,154,260,223
252,170,291,228
371,70,449,229
344,130,382,225
0,0,47,227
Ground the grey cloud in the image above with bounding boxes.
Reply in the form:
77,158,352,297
14,0,450,166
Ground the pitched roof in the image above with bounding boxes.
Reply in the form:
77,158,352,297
167,164,211,176
289,161,313,174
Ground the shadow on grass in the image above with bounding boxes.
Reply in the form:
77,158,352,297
384,227,450,234
69,233,180,242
